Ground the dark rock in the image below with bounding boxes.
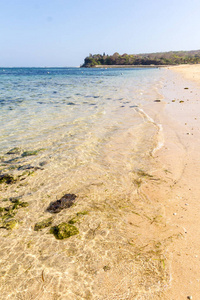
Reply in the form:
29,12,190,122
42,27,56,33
4,157,20,164
103,265,111,272
0,174,15,184
9,196,22,202
18,164,35,170
6,147,21,155
39,161,47,167
47,193,77,213
154,100,161,102
50,222,79,239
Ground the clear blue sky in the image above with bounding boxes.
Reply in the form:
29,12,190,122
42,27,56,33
0,0,200,67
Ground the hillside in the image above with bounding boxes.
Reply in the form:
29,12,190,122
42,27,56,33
81,50,200,67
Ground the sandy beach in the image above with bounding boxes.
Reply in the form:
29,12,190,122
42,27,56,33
146,64,200,299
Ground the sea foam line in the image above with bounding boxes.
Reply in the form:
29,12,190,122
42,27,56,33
136,107,164,156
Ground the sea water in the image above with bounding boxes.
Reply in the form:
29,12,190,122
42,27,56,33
0,67,164,166
0,67,171,299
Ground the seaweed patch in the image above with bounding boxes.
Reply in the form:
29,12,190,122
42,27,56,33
50,222,79,239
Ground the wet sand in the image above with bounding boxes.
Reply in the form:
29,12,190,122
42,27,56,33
146,64,200,299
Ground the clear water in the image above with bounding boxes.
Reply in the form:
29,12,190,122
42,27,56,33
0,67,163,152
0,67,172,299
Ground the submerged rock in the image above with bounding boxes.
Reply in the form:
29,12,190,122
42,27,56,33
10,199,29,209
47,193,77,213
0,199,29,229
68,211,88,225
3,219,18,230
17,164,35,170
0,174,16,184
68,217,79,224
6,147,21,155
21,151,39,157
3,157,20,164
76,211,88,216
34,217,53,231
103,265,111,272
50,222,79,239
39,161,48,167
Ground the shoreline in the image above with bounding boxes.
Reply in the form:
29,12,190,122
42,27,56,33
145,64,200,299
86,64,165,68
1,66,200,298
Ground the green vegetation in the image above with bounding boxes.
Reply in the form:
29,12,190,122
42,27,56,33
11,199,29,209
3,219,18,230
0,174,16,184
76,211,88,216
0,199,29,230
68,216,79,224
50,222,79,239
6,147,21,155
81,50,200,67
21,150,40,157
34,217,53,231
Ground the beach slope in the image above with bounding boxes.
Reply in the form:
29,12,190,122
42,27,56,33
150,64,200,299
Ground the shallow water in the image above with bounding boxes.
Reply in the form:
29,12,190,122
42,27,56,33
0,67,163,151
0,67,173,299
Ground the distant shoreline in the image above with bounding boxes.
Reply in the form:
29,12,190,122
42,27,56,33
90,64,166,68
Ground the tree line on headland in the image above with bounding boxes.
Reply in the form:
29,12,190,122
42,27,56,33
81,50,200,67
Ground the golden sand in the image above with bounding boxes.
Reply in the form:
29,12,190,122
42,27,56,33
148,64,200,299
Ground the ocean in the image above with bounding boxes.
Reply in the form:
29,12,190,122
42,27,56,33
0,67,170,299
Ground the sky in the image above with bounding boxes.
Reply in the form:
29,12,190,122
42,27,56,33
0,0,200,67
